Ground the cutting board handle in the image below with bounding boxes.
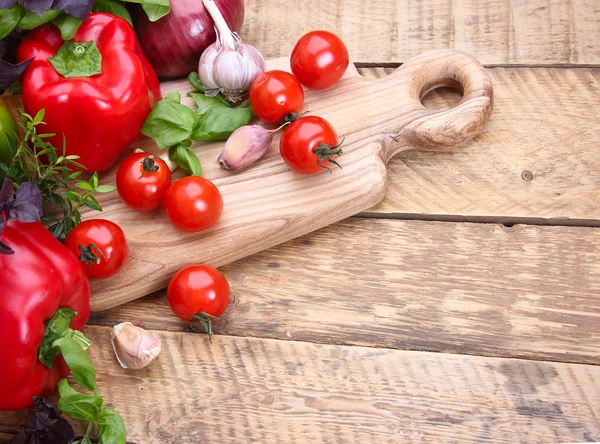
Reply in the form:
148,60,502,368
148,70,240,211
380,49,494,162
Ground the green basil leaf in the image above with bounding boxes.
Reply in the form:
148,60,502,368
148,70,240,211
49,41,103,78
0,4,25,40
18,9,62,30
192,100,254,141
187,92,229,114
165,91,181,103
53,336,98,393
169,144,202,176
141,99,199,149
121,0,170,22
97,408,126,444
92,0,133,26
57,379,103,421
188,72,205,93
52,14,83,40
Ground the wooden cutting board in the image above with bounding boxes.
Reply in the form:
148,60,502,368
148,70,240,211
34,49,493,311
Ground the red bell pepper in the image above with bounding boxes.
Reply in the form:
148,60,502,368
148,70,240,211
0,221,90,410
17,13,162,173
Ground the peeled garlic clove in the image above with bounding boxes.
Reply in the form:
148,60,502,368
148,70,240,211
218,125,274,171
111,322,161,370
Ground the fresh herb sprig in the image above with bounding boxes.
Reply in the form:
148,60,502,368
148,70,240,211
0,109,115,240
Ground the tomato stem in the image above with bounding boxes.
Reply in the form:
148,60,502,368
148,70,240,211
188,312,221,343
77,243,106,266
140,155,160,179
313,135,345,172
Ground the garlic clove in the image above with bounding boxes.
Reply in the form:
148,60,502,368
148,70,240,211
218,125,274,171
111,322,161,370
198,42,221,92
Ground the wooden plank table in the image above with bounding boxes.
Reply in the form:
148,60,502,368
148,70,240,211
2,0,600,442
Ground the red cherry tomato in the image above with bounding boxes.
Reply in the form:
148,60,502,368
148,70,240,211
164,176,223,232
290,30,349,90
116,152,172,212
168,264,231,339
249,70,304,123
64,219,128,279
280,116,343,174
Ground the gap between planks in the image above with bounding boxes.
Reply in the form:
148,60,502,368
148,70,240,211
90,217,600,366
0,328,599,443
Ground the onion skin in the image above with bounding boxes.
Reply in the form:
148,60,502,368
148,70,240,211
132,0,245,79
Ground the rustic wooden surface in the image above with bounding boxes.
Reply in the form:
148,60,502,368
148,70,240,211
2,0,600,443
78,50,493,311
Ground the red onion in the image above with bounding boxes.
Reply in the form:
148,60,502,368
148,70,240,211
132,0,245,79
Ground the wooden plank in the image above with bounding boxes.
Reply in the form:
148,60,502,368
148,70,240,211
357,67,600,223
90,218,600,365
242,0,600,65
1,328,599,443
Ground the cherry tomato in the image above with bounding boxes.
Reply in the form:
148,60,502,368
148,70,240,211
249,70,304,123
280,116,343,174
290,30,349,90
65,219,128,279
164,176,223,232
168,264,231,339
116,152,172,212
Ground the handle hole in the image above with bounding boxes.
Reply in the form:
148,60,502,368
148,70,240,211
421,83,464,112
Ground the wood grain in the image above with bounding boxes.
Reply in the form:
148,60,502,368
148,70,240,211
17,51,490,311
359,67,600,223
90,218,600,365
2,328,599,443
242,0,600,66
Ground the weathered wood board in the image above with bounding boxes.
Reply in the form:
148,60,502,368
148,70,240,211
48,50,492,311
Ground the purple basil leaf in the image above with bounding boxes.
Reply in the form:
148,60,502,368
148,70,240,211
6,181,42,222
0,215,5,237
18,0,54,16
0,0,18,9
0,178,12,207
52,0,93,20
0,57,32,91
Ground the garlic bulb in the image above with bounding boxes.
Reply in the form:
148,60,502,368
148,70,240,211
199,0,266,102
111,322,161,370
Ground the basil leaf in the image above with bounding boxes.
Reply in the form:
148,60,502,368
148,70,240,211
53,336,98,393
165,91,181,102
52,13,83,40
0,4,25,40
18,8,61,30
192,101,254,141
0,57,32,90
169,144,202,176
6,181,43,222
49,41,103,78
121,0,170,22
187,92,229,114
97,408,126,444
92,0,132,26
52,0,94,21
57,379,103,421
188,72,205,92
141,98,198,149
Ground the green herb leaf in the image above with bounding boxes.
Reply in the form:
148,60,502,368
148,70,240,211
53,337,98,393
49,41,103,78
76,181,93,191
52,14,83,41
95,185,116,193
187,92,230,114
0,4,25,40
141,98,199,149
169,145,202,176
192,100,254,141
38,308,78,369
18,9,62,30
92,0,133,26
84,196,102,211
188,72,205,93
165,91,181,103
57,379,103,421
97,408,127,444
121,0,170,21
